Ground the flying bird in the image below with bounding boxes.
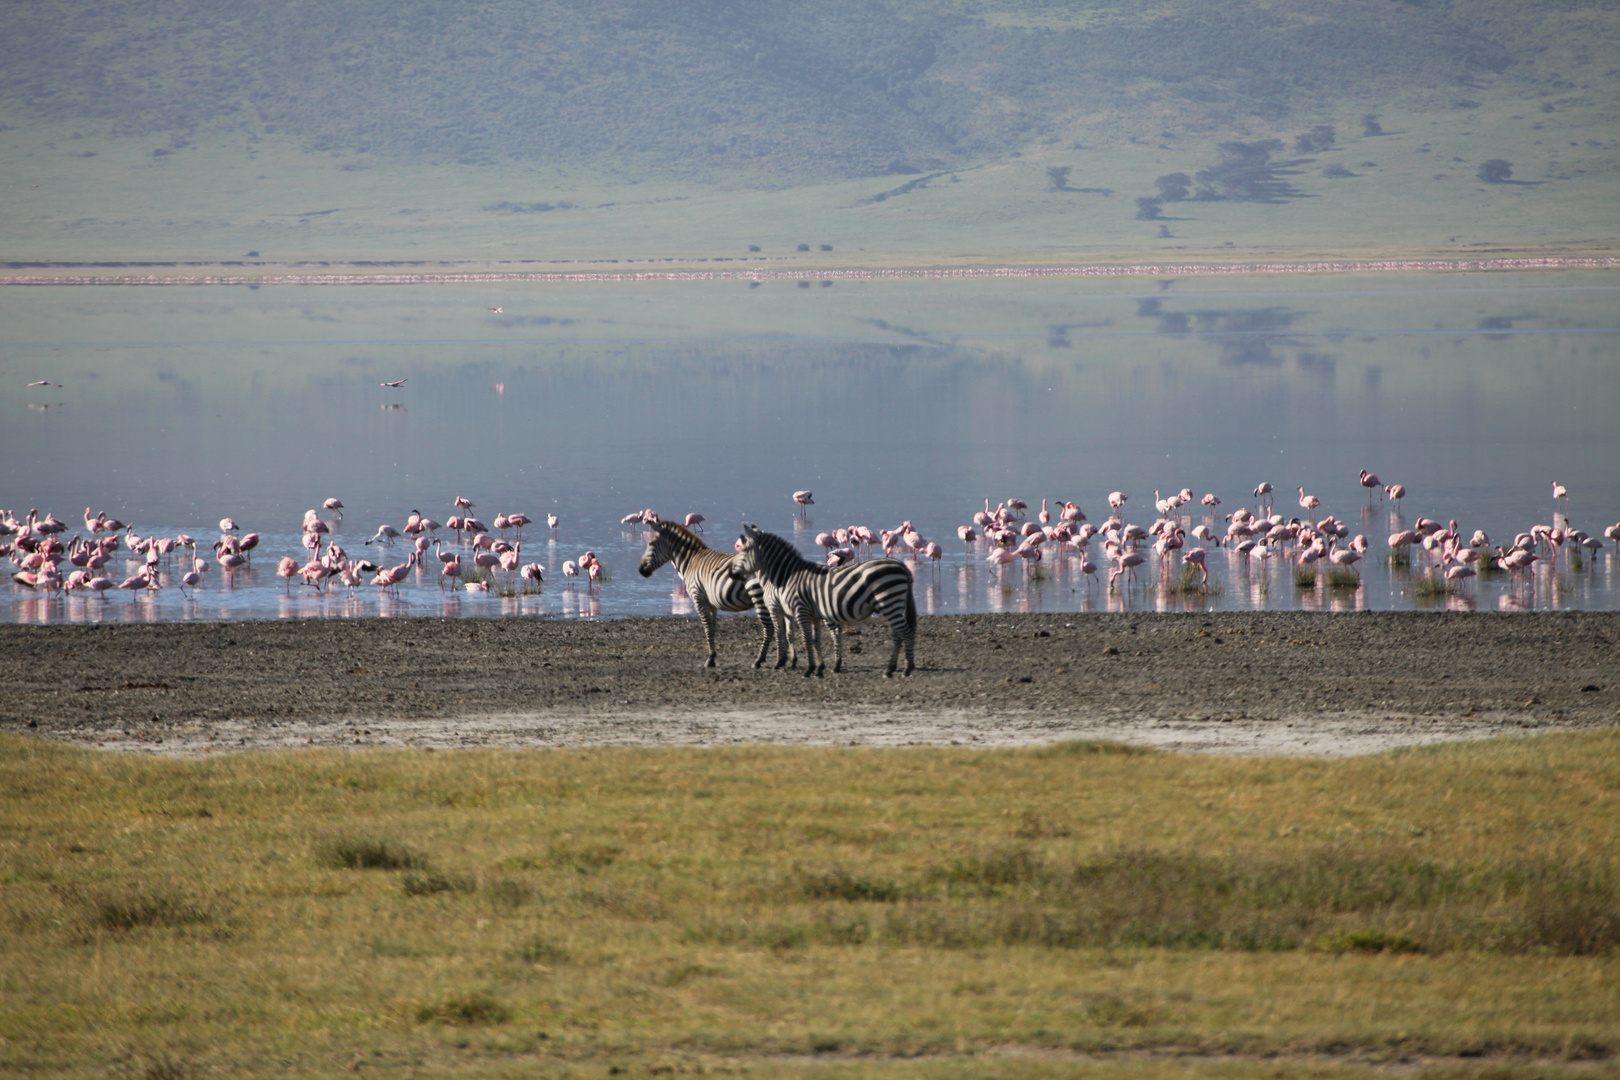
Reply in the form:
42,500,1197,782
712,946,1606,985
27,380,62,388
380,378,408,388
488,306,504,313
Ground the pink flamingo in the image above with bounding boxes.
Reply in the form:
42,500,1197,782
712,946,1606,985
1107,491,1127,521
1297,487,1321,526
1183,547,1209,587
1359,470,1381,503
793,491,814,517
684,513,705,532
276,557,299,594
958,525,977,553
1385,483,1406,509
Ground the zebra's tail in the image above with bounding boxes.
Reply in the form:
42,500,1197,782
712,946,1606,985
905,586,917,631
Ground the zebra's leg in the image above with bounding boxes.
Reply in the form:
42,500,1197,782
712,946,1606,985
748,587,775,669
830,622,846,673
797,601,821,677
695,597,720,668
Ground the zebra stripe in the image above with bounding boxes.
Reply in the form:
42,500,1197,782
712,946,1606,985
731,524,916,677
638,520,789,669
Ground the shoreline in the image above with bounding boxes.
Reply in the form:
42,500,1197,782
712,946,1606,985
3,255,1618,287
5,611,1615,758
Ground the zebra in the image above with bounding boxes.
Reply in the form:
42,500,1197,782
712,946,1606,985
729,524,916,678
638,520,792,669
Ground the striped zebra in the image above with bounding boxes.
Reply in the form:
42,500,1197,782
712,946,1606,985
730,524,916,678
638,520,791,669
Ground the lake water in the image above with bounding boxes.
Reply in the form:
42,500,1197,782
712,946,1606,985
4,271,1618,624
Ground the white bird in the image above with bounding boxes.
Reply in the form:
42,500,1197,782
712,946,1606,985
380,378,407,388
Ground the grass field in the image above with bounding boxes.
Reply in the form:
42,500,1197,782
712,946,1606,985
3,730,1617,1079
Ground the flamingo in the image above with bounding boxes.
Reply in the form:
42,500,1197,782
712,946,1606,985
366,524,400,546
1385,483,1406,509
441,554,463,587
684,513,705,532
1183,547,1209,588
219,518,238,533
547,513,559,532
380,378,407,388
793,491,814,517
1297,487,1321,525
1359,470,1382,503
519,562,544,588
323,497,344,520
276,556,299,594
1552,481,1569,512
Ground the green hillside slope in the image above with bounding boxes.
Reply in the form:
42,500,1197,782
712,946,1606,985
1,0,1615,261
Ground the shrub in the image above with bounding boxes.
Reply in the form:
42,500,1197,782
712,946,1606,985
799,866,902,902
796,242,810,251
517,936,569,963
1478,159,1513,183
401,871,477,897
1362,113,1383,136
1046,164,1072,191
314,836,429,871
1134,196,1163,220
1316,928,1424,954
416,990,510,1026
84,886,224,933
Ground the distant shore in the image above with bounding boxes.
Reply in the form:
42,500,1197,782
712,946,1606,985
4,255,1618,287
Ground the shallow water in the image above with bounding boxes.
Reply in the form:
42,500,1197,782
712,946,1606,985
4,271,1618,623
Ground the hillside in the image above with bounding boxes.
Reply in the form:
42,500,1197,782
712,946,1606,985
1,0,1616,261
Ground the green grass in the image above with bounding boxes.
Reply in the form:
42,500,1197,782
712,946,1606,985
2,731,1618,1078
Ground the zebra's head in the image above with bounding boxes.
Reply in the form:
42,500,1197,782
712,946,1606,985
640,520,706,577
728,525,765,581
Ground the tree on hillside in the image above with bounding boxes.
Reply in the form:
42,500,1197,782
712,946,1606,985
1362,114,1383,136
1194,139,1287,200
1135,196,1164,220
1477,158,1513,182
1046,165,1072,191
1294,124,1336,152
1155,172,1191,201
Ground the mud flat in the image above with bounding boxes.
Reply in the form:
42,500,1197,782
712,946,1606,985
2,612,1615,757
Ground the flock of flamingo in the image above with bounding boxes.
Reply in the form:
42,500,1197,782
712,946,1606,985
743,478,1618,601
4,476,1618,613
1,498,576,602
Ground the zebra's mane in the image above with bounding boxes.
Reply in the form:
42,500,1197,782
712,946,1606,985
744,527,819,573
653,520,707,551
